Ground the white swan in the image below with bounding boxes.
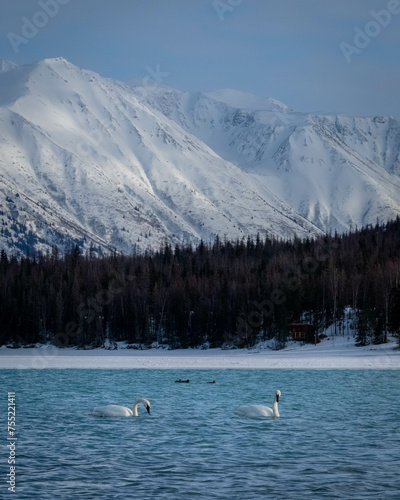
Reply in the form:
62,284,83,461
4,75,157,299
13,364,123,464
92,398,150,417
236,390,281,418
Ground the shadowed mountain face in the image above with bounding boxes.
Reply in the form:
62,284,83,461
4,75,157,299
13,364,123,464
0,57,399,255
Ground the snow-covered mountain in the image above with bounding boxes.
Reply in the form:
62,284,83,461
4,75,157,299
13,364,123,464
0,57,399,256
132,84,400,232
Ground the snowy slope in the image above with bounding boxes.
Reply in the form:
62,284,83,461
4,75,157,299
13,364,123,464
0,57,399,255
133,84,400,234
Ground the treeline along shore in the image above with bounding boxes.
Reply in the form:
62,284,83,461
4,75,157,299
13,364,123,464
1,218,400,349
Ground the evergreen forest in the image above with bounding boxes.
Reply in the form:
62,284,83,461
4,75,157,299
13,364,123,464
1,218,400,349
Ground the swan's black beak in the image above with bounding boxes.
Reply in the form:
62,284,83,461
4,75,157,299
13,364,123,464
146,405,151,415
276,394,279,402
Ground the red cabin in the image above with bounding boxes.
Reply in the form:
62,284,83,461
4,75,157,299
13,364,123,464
288,323,317,343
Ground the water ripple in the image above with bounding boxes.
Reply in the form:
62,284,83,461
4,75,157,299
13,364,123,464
1,369,399,499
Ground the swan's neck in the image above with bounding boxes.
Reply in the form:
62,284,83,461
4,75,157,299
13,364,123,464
132,400,141,416
132,398,148,416
273,400,280,418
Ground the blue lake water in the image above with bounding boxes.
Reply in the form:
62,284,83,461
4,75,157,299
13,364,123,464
1,369,399,499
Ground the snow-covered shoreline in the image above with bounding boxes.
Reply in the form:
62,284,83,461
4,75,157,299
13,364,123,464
1,336,399,369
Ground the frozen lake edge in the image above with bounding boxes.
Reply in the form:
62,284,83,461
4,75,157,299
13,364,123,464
1,335,399,369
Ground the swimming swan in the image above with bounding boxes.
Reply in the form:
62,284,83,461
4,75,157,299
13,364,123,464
92,398,150,417
236,390,281,418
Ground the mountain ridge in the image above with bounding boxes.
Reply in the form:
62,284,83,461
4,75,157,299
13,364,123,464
0,57,399,255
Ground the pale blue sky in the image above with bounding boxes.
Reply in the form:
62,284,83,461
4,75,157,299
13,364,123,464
0,0,399,117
